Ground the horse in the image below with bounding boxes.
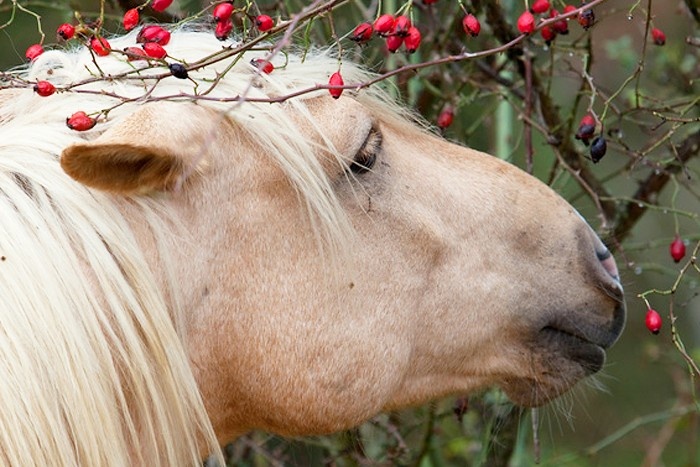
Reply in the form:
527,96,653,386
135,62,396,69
0,27,625,465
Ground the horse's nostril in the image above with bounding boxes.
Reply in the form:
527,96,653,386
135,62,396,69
597,247,620,282
595,248,611,262
578,212,621,284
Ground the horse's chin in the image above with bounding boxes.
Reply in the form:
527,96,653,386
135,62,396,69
501,327,609,407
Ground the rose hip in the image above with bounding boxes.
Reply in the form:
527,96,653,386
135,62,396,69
589,136,607,163
255,15,274,32
517,11,536,34
531,0,551,14
213,2,234,23
651,28,666,46
670,235,686,263
123,8,139,31
437,106,454,129
142,42,167,59
392,15,411,37
328,71,344,99
578,7,595,30
374,14,395,36
645,308,662,335
137,25,171,45
57,23,76,40
150,0,172,12
385,35,404,53
34,81,56,97
215,20,233,40
251,58,274,74
351,22,373,44
66,111,97,131
90,37,111,56
404,26,421,53
124,46,148,61
462,14,481,37
25,44,44,61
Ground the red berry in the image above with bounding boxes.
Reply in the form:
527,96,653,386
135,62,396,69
575,114,596,143
577,7,595,30
553,21,569,34
540,25,556,44
670,235,686,263
213,2,234,22
385,35,404,53
90,37,111,56
550,10,569,34
517,10,536,34
531,0,550,14
579,113,596,128
404,26,422,53
392,15,411,37
137,25,171,45
462,14,481,37
255,15,274,32
563,5,577,15
57,23,75,40
437,106,454,129
351,22,373,44
328,71,344,99
651,28,666,46
645,308,662,335
124,46,148,61
25,43,44,61
373,14,395,36
251,58,273,74
423,0,438,4
215,19,233,40
33,80,56,97
142,42,167,59
123,8,139,31
150,0,172,12
66,111,97,131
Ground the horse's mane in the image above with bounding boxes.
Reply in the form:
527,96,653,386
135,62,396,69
0,27,420,465
19,27,417,248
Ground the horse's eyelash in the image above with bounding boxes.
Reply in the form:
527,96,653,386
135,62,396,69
362,127,382,156
350,127,382,174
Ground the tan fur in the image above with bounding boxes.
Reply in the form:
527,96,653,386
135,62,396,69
0,29,624,464
62,96,625,442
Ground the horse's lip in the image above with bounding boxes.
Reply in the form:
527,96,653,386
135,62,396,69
538,325,607,374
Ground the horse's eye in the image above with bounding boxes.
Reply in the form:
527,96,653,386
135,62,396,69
350,127,382,174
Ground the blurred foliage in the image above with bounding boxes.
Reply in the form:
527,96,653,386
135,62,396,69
2,0,700,465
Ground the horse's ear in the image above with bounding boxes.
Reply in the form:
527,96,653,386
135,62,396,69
61,102,213,194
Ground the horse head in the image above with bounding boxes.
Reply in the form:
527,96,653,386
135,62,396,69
1,29,625,463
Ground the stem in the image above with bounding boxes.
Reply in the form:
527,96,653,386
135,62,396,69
413,404,437,467
585,405,698,456
523,52,534,174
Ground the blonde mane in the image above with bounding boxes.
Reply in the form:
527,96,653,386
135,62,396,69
0,28,410,465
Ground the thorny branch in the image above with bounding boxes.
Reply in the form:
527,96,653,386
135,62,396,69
614,129,700,242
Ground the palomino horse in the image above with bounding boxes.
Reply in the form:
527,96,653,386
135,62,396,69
0,28,625,465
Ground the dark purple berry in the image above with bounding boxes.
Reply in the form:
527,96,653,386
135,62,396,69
590,136,607,163
169,63,188,79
